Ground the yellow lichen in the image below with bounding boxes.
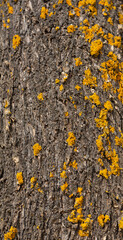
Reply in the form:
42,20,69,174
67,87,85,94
90,39,103,56
77,187,83,194
98,158,104,166
89,93,101,105
5,100,8,108
115,134,123,148
96,135,104,152
74,58,82,66
12,35,21,49
60,170,67,178
99,169,109,179
59,84,63,91
7,3,14,14
74,196,83,208
30,177,37,188
69,160,78,169
98,214,110,227
67,25,76,33
61,182,68,191
50,172,54,177
33,143,42,156
40,7,48,19
4,226,17,240
83,69,97,87
66,0,72,6
119,217,123,229
118,12,123,24
55,26,60,30
104,100,113,111
55,78,60,84
66,132,76,146
37,93,43,101
16,172,23,185
107,17,113,25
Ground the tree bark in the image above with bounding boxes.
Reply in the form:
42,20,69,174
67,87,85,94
0,0,123,239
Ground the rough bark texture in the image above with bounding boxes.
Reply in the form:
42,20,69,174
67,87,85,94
0,0,123,239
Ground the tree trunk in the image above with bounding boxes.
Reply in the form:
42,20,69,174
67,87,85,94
0,0,123,239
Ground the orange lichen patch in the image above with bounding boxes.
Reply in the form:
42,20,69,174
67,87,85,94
79,111,82,116
98,158,104,166
16,172,23,185
100,53,122,98
119,217,123,229
55,78,60,84
4,226,17,240
109,126,115,133
77,187,83,194
89,93,101,106
60,170,67,178
98,214,110,227
50,172,54,177
104,34,121,48
115,134,123,148
7,3,14,14
109,162,121,176
75,85,81,90
58,0,63,4
99,169,109,179
37,93,43,101
88,5,97,16
69,160,78,169
48,12,53,17
99,0,114,12
118,12,123,24
96,135,104,152
65,111,69,117
40,7,48,19
69,193,73,198
74,58,82,66
98,215,105,227
4,100,8,108
63,162,67,170
118,81,123,104
83,19,90,26
74,196,83,208
68,10,74,17
30,177,37,189
104,100,113,111
66,132,76,146
95,108,108,130
67,24,76,33
68,210,78,223
55,26,60,30
59,84,63,91
84,96,88,100
74,7,80,16
83,69,97,87
62,73,68,81
105,149,121,176
80,24,104,43
78,230,89,237
90,39,103,56
33,143,42,156
66,0,73,6
12,35,21,49
103,82,112,91
78,0,97,16
107,17,113,25
61,182,68,191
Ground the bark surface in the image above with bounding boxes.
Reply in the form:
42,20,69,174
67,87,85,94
0,0,123,239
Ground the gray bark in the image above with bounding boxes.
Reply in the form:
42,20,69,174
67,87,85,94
0,0,123,239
